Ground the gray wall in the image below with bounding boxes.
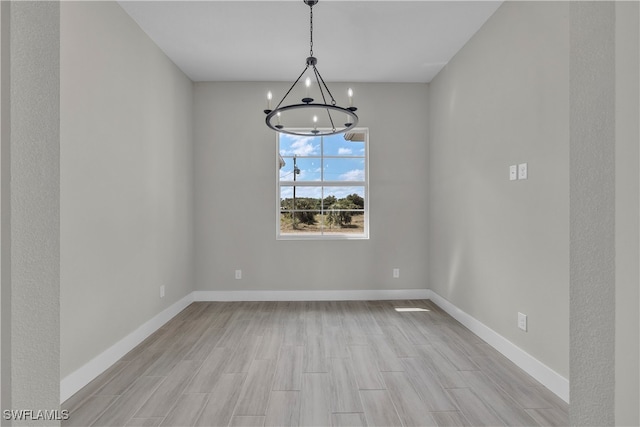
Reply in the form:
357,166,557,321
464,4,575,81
614,2,639,425
194,82,428,293
568,3,615,424
428,1,570,379
60,2,194,378
1,1,61,422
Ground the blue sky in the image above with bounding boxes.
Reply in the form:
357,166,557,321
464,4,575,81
279,134,366,201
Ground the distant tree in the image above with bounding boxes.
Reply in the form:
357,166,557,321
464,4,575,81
345,193,364,210
294,199,317,226
281,197,317,227
326,199,358,228
322,195,337,209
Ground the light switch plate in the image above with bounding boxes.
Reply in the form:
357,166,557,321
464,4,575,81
518,163,528,180
509,165,518,181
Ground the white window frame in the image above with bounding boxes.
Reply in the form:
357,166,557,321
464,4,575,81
276,128,369,240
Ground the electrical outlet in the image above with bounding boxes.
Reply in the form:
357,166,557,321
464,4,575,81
235,269,242,280
393,268,400,278
509,165,518,181
160,285,165,298
518,312,527,331
518,163,528,180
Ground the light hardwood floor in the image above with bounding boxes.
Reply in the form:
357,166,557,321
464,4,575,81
62,300,569,427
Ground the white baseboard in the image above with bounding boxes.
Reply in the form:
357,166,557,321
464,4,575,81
193,288,431,302
60,293,194,403
427,290,570,403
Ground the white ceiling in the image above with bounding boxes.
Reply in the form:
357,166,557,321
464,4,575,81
118,1,502,83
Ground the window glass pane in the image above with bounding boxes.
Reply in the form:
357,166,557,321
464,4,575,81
279,187,322,210
279,134,321,157
280,211,322,234
280,157,321,182
322,187,365,211
323,134,365,157
323,158,365,182
323,210,365,233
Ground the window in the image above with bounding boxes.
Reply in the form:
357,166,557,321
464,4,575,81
277,129,369,239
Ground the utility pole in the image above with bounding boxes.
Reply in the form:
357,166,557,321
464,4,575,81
293,156,300,228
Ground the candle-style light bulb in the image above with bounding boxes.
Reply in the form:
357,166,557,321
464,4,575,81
347,88,353,108
305,77,311,97
313,115,318,130
267,91,272,110
276,112,281,125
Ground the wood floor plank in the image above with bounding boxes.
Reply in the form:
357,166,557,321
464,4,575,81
432,339,479,371
331,413,368,427
159,393,210,427
255,328,283,360
473,356,557,409
264,391,300,427
63,395,117,427
380,371,437,426
182,327,224,361
460,370,539,426
63,361,128,412
95,348,164,396
446,388,505,427
324,326,350,358
329,357,364,413
299,373,331,427
224,335,260,373
228,416,265,427
381,325,420,357
367,335,405,372
124,418,163,427
184,347,233,393
303,334,329,373
347,346,385,390
135,360,201,418
359,390,402,427
342,317,369,346
395,317,430,345
234,359,277,416
92,376,164,427
272,345,303,391
525,407,570,427
431,411,470,427
414,345,467,389
400,358,457,411
283,320,305,346
195,373,246,427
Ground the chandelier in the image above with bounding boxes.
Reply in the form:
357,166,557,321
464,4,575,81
264,0,358,137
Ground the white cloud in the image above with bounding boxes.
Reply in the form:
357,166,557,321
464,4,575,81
338,147,353,155
280,136,319,156
339,169,365,181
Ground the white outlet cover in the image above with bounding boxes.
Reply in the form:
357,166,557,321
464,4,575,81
160,285,165,298
235,270,242,280
518,312,527,331
518,163,528,180
509,165,518,181
393,268,400,278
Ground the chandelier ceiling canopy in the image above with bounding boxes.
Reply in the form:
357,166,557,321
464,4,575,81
264,0,358,137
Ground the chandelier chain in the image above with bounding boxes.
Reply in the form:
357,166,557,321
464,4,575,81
309,4,314,56
264,0,358,137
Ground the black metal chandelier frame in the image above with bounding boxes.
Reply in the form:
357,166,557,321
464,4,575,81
264,0,358,137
